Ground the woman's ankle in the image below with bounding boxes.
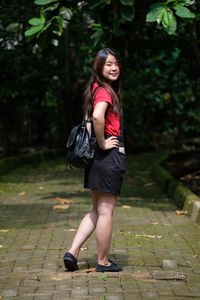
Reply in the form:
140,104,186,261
98,258,111,266
68,249,79,259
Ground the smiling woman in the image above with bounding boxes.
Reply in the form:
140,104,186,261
102,54,120,83
63,48,126,273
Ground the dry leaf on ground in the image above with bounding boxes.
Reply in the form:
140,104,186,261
78,268,96,273
19,191,26,196
39,186,44,190
80,247,87,251
151,222,159,225
46,224,56,229
175,210,185,215
56,197,73,204
135,234,163,239
64,229,76,232
122,205,131,209
0,230,9,232
53,205,69,210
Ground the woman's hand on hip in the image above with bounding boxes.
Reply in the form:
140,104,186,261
99,136,119,150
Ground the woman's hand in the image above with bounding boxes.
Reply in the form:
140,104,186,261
99,136,119,150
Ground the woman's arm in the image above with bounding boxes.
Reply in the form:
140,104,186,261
93,102,119,150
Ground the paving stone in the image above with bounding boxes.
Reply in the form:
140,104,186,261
141,291,159,298
163,259,177,270
0,154,200,300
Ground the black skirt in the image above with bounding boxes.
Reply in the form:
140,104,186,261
84,141,126,195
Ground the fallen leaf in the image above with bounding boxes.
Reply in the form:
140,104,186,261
19,191,26,196
135,234,163,239
56,197,73,204
78,268,96,273
53,205,69,210
122,205,130,209
0,245,2,248
192,255,198,258
46,224,56,229
80,247,87,251
0,296,3,299
0,230,9,232
64,229,76,232
39,186,44,190
175,210,185,215
151,222,159,225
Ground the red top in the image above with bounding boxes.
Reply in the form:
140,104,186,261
92,83,121,136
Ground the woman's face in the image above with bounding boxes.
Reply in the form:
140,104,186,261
102,54,120,83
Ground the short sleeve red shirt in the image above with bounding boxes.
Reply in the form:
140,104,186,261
92,83,121,136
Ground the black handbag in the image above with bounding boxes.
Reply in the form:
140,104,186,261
66,87,100,169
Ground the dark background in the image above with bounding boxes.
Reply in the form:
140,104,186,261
1,0,200,156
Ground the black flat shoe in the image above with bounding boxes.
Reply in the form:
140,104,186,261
63,252,78,271
96,261,123,272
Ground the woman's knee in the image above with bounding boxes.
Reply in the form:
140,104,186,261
97,202,115,217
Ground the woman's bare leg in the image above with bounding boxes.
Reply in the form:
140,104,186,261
68,190,99,259
96,192,117,265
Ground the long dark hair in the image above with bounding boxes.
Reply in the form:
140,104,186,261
83,48,122,117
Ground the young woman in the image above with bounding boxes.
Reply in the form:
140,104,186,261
63,48,125,272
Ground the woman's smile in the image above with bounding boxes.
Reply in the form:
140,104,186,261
102,54,120,82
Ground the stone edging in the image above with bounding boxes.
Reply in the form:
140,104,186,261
151,152,200,225
0,149,65,178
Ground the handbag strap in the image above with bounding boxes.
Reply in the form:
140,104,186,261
87,86,102,119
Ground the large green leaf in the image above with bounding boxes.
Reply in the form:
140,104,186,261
119,0,133,6
162,9,174,27
174,5,195,18
146,7,164,24
28,18,45,26
25,24,44,37
120,6,135,21
34,0,49,5
164,15,177,35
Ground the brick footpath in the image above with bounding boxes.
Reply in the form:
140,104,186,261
0,153,200,300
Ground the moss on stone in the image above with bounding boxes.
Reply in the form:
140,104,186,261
173,185,194,209
0,149,64,178
167,178,180,198
151,165,173,192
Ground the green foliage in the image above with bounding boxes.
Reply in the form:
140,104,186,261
24,0,197,48
99,274,108,281
0,0,200,155
174,4,195,18
146,0,195,35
